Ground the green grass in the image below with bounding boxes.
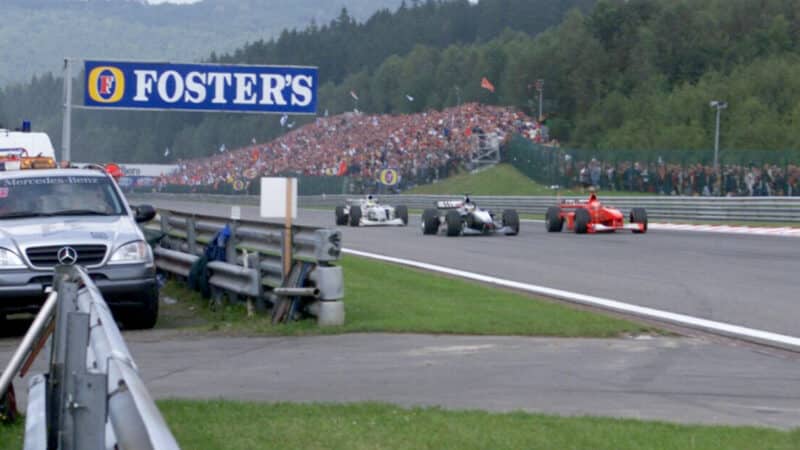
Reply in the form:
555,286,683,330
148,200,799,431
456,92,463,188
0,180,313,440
158,254,652,337
407,164,554,196
5,401,798,450
406,164,648,196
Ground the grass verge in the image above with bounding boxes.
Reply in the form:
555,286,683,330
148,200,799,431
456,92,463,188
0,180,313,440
158,254,652,337
4,401,798,450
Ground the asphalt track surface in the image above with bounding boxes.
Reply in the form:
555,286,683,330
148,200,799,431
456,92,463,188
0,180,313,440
3,332,800,428
150,199,800,338
3,198,800,429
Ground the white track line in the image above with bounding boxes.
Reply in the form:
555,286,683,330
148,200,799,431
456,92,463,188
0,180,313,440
344,248,800,352
520,218,800,237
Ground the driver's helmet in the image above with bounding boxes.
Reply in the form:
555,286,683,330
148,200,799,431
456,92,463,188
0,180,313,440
365,194,376,206
463,195,476,210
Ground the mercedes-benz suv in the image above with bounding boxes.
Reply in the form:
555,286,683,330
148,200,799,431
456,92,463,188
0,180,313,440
0,167,159,329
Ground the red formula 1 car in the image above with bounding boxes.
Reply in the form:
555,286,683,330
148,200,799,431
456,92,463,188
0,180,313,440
545,192,648,234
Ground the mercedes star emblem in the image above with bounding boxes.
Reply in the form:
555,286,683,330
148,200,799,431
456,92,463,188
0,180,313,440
57,246,78,266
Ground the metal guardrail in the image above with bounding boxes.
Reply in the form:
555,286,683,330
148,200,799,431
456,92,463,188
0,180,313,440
133,193,800,223
0,265,180,450
152,209,344,325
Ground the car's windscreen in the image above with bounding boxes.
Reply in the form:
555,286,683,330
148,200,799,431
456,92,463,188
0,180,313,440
0,175,125,219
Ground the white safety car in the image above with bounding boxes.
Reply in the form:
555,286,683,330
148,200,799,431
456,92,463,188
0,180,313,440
335,195,409,227
421,195,519,236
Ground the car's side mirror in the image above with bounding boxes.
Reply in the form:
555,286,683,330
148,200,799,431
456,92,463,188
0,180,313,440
134,204,156,223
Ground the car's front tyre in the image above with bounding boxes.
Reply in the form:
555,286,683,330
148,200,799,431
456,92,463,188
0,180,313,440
421,209,439,235
396,205,409,225
630,207,648,234
349,206,362,227
502,209,520,235
574,209,591,234
445,210,462,237
335,206,348,226
545,206,564,232
121,286,159,330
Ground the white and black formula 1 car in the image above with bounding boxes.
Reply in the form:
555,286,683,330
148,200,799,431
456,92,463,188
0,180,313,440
421,195,519,236
335,195,409,227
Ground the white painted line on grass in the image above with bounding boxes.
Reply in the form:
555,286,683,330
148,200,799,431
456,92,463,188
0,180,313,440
343,248,800,351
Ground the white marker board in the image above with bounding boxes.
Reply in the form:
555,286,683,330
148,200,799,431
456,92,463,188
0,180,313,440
260,177,297,219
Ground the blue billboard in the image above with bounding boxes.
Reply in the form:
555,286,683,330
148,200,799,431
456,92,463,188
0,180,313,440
84,60,318,114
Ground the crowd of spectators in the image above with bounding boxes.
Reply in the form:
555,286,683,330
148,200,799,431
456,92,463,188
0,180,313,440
160,102,798,197
564,159,800,196
162,103,547,192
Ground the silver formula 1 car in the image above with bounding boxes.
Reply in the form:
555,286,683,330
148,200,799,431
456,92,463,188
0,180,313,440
421,195,519,236
335,195,409,227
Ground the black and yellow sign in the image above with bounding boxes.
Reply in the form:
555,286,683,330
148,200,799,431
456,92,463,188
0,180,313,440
379,169,399,186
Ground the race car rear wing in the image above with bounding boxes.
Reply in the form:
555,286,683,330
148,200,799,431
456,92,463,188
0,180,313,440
436,200,464,209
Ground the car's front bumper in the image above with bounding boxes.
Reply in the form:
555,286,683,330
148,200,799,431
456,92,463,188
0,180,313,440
0,263,157,314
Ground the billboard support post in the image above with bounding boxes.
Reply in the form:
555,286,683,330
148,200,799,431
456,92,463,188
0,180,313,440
283,178,293,279
61,58,72,163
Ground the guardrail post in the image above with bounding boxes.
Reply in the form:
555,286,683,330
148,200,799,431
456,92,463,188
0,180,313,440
47,271,77,449
23,375,48,450
253,252,267,313
226,219,239,264
187,215,198,255
160,210,171,236
60,312,107,450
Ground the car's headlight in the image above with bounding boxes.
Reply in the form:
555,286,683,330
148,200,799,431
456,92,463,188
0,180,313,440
0,247,25,269
109,241,151,264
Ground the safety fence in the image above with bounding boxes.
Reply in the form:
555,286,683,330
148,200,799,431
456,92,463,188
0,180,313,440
132,193,800,223
504,134,800,196
0,265,179,450
152,208,345,325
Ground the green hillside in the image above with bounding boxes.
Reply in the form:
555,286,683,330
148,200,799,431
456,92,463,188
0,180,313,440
407,164,555,196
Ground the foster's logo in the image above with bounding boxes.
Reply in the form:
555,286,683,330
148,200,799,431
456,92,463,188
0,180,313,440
87,66,125,103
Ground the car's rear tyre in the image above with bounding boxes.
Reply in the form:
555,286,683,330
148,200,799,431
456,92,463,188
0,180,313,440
445,210,462,237
396,205,409,225
574,208,590,234
421,209,439,235
122,287,159,330
545,206,564,232
502,209,520,235
335,206,347,226
630,207,648,234
349,206,362,227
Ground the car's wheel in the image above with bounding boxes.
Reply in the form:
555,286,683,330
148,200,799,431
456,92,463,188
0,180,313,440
445,210,462,237
335,206,347,226
545,206,564,232
630,207,648,234
421,209,439,235
122,286,159,330
349,206,362,227
502,209,520,235
574,208,590,234
396,205,409,225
